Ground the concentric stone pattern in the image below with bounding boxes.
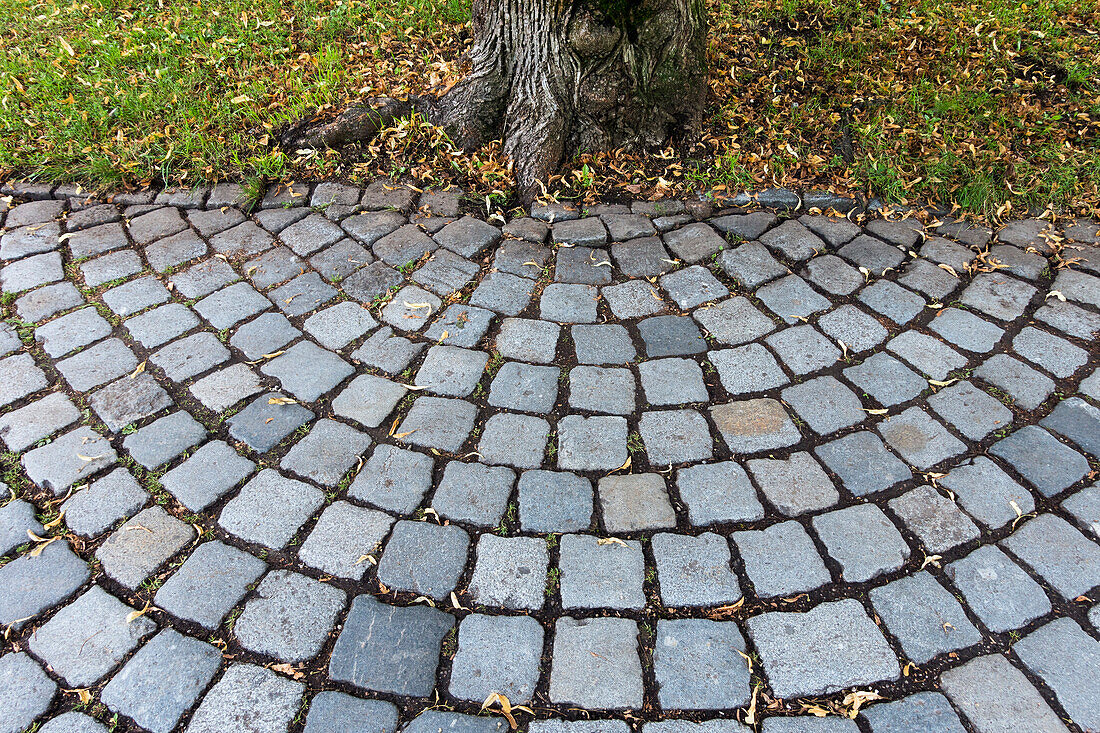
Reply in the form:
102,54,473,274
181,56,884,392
1,179,1099,733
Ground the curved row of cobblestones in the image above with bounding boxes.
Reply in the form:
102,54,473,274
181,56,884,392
0,179,1099,733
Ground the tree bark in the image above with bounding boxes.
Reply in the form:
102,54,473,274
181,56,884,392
285,0,709,203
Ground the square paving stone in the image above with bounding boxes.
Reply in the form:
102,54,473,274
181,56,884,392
782,376,865,435
414,345,488,397
940,456,1032,530
959,272,1037,321
711,398,801,454
23,426,118,496
89,371,174,433
281,418,371,486
373,223,438,266
869,572,982,664
945,545,1051,633
298,303,376,352
96,505,194,589
639,409,713,464
0,652,56,733
861,691,967,733
304,692,398,733
659,265,729,309
434,216,501,258
33,306,111,357
897,259,960,299
79,249,143,288
145,229,208,272
467,534,549,611
598,473,677,532
279,213,345,256
888,485,980,553
555,246,613,285
227,392,315,453
1053,268,1100,308
2,251,63,292
477,412,551,469
493,238,551,277
60,464,146,534
380,285,442,332
299,501,393,579
189,364,263,412
468,271,536,316
866,218,923,248
813,430,912,496
101,628,222,733
517,469,593,532
349,444,433,513
56,336,137,391
433,460,515,527
569,366,635,415
329,593,453,696
185,663,303,733
842,352,926,407
710,210,776,239
604,213,656,241
3,219,62,259
692,296,776,346
450,614,543,703
378,520,470,599
858,280,925,325
550,617,643,709
760,219,825,262
927,380,1013,440
219,469,324,548
928,308,1004,353
395,396,477,453
154,540,266,629
540,283,599,323
638,358,708,406
0,498,41,555
424,304,494,348
0,540,89,628
169,258,238,299
611,236,675,278
553,217,608,247
975,353,1055,410
638,314,706,356
230,311,301,360
1041,396,1100,458
837,234,905,273
941,653,1067,733
817,304,888,353
404,712,505,733
0,391,80,452
495,318,560,363
765,325,841,375
235,570,346,663
161,440,255,511
1013,617,1100,732
559,533,645,609
188,206,245,236
761,718,855,733
558,414,628,471
572,323,635,365
746,598,900,698
602,280,667,319
710,343,789,395
885,330,967,382
677,461,764,525
487,362,560,414
732,520,831,597
310,238,372,282
1013,326,1088,378
411,249,479,296
990,425,1088,496
746,452,838,516
269,272,338,316
719,242,788,288
812,504,910,582
102,276,169,317
128,207,187,244
654,619,750,710
124,302,200,348
663,222,726,263
122,411,205,469
877,407,966,470
652,532,741,607
261,341,353,402
803,254,863,295
195,281,271,329
757,275,832,324
243,246,306,289
29,585,156,687
152,331,230,382
1000,513,1100,600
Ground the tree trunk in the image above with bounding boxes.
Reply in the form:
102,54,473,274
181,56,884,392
285,0,709,203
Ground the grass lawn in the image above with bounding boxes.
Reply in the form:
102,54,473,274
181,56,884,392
1,0,1097,217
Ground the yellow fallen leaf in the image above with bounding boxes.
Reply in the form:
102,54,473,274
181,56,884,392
126,600,154,624
231,94,252,104
43,510,65,529
59,36,75,56
596,537,628,547
937,263,959,278
268,396,298,405
928,378,957,387
863,408,889,415
394,429,417,439
129,361,146,379
76,453,105,462
1046,290,1066,301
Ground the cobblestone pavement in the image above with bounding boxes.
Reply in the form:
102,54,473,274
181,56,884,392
1,180,1099,733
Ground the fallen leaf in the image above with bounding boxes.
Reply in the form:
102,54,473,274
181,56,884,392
129,361,146,379
126,600,155,624
596,537,628,547
268,396,298,405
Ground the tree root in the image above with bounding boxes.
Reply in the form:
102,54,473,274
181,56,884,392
279,97,412,152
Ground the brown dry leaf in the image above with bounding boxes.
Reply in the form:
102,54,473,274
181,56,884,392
937,263,959,278
744,684,761,725
842,690,885,718
394,429,417,439
270,662,305,680
43,510,65,529
27,531,60,557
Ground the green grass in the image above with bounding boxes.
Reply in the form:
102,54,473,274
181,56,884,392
0,0,1097,216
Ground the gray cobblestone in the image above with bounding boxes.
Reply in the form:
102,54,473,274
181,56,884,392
560,533,645,609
